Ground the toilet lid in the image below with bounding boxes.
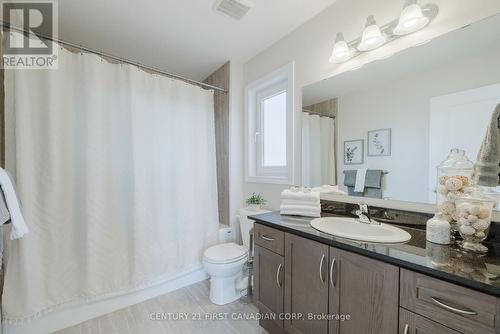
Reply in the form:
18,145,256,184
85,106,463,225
204,243,248,264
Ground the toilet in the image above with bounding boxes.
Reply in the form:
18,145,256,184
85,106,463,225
203,207,270,305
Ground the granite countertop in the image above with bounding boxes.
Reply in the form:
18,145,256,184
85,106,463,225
249,211,500,297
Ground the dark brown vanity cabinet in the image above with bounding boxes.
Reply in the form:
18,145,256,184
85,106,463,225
399,308,461,334
284,233,330,334
254,223,500,334
254,244,285,333
329,247,399,334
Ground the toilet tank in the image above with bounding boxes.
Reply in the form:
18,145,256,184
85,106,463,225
238,208,271,249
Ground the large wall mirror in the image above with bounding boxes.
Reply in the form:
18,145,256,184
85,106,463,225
302,13,500,209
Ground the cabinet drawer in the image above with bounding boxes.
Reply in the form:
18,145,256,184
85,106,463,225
399,308,461,334
254,223,284,255
400,269,499,334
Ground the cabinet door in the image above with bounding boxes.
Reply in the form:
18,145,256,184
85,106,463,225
254,245,284,332
285,233,329,334
399,308,461,334
328,247,340,334
335,249,399,334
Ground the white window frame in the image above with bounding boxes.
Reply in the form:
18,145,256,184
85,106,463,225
245,62,294,184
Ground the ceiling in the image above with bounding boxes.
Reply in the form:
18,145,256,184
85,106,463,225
58,0,336,81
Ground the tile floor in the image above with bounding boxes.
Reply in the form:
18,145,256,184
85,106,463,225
56,280,268,334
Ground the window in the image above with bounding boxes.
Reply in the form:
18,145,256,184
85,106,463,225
245,62,294,184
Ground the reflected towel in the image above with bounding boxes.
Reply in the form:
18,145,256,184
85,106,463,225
354,168,367,192
475,103,500,186
0,168,28,239
311,185,347,195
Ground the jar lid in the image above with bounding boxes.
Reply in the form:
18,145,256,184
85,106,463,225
438,148,474,170
460,186,496,202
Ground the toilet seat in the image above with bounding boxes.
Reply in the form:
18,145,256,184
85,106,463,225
203,242,248,264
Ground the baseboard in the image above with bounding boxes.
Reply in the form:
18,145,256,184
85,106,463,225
3,267,208,334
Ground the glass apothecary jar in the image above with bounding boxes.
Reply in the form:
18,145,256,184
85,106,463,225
436,149,474,235
456,188,494,253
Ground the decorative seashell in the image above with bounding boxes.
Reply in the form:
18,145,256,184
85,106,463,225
438,175,448,185
447,191,463,201
445,178,463,192
478,207,490,219
458,217,469,226
469,205,481,216
467,215,478,224
456,175,470,187
475,231,486,239
438,201,455,215
472,219,489,231
437,185,448,195
459,225,475,236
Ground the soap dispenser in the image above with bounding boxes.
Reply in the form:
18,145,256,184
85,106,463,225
426,213,451,245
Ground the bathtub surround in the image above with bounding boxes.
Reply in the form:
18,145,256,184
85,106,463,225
3,37,219,323
204,63,231,225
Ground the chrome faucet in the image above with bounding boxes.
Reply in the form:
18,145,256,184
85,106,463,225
355,203,379,225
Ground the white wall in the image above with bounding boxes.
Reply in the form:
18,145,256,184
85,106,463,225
336,46,500,203
239,0,500,210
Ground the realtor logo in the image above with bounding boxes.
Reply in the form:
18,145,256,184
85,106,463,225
1,0,58,69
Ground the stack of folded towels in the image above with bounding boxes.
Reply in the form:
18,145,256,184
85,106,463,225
280,187,321,218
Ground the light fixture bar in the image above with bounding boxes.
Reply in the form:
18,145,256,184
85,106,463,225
329,2,438,64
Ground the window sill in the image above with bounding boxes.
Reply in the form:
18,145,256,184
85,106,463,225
245,175,293,185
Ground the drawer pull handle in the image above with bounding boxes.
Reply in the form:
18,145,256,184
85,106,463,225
330,258,336,288
261,234,275,241
403,323,409,334
430,297,478,316
276,263,283,288
319,254,326,283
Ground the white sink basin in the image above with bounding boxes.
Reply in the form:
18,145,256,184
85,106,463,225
310,217,411,243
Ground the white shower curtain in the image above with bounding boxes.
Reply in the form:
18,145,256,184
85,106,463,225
2,40,219,322
302,113,336,187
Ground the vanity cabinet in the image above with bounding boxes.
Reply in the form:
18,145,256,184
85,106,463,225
254,245,285,333
329,247,399,334
399,308,461,334
400,269,499,334
284,233,329,334
253,222,500,334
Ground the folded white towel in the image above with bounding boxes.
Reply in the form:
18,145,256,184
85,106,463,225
311,185,347,195
281,189,320,202
280,204,321,212
354,169,367,193
281,199,320,207
0,168,29,240
280,208,321,218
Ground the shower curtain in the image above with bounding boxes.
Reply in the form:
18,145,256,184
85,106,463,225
302,113,336,187
2,39,219,322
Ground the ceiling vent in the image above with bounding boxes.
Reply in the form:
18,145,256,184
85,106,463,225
214,0,254,20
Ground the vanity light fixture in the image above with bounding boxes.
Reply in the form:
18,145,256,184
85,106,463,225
393,0,430,35
329,32,355,63
329,1,438,64
357,15,387,52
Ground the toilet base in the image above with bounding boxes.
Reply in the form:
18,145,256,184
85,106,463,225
209,271,243,305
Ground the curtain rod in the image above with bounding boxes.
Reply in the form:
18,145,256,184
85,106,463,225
302,108,336,119
0,22,228,93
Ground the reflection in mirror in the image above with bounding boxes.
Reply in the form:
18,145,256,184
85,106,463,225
301,99,337,188
302,14,500,206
